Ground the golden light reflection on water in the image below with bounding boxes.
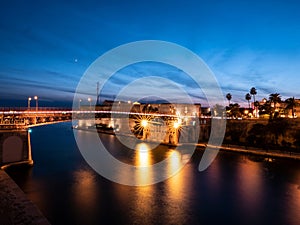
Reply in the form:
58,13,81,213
133,143,155,221
237,159,263,209
163,149,191,224
134,143,153,185
72,168,98,210
136,143,150,166
167,151,182,177
132,144,191,224
166,150,184,199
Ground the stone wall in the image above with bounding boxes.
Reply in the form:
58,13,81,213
224,118,300,151
0,130,32,167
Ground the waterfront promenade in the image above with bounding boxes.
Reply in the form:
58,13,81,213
0,169,50,225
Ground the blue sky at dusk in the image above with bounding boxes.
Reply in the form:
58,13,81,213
0,0,300,107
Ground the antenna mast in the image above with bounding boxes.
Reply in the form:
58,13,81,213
96,82,100,105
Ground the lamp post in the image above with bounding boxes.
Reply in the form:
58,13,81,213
88,97,92,110
28,97,32,110
34,96,38,111
79,99,82,110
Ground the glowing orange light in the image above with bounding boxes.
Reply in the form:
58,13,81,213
173,121,181,129
141,119,148,127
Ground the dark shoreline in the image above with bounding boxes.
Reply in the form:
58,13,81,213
0,170,50,225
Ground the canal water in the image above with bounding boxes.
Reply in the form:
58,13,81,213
6,122,300,225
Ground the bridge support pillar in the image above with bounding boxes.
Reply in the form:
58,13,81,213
0,129,33,169
32,117,37,124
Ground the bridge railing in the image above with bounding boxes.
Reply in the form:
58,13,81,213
0,107,72,112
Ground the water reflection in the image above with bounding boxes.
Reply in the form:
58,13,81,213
205,156,221,193
166,151,186,200
134,143,154,185
236,157,264,218
136,143,151,166
285,170,300,225
285,185,300,225
7,123,300,225
134,143,187,185
133,143,156,223
72,168,98,212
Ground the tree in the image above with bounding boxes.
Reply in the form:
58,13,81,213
226,93,232,106
285,97,297,118
269,93,281,107
254,101,260,117
250,87,257,117
268,93,281,118
227,103,241,118
266,118,288,146
247,123,267,147
293,129,300,150
245,93,251,109
213,104,225,118
250,87,257,103
258,100,273,118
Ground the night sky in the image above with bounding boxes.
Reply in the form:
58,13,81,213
1,0,300,107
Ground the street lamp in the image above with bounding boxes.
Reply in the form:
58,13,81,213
173,120,181,129
28,97,32,110
79,99,82,110
88,97,92,110
141,119,148,128
34,96,38,111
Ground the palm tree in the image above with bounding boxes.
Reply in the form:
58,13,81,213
245,93,251,109
250,87,257,116
268,93,281,119
269,93,281,107
250,87,257,103
226,93,232,106
285,97,297,118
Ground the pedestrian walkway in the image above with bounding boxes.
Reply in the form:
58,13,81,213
0,169,50,225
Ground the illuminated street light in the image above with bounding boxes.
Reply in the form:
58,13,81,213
88,97,92,110
173,120,181,129
34,96,38,111
141,119,148,127
28,97,32,110
79,99,82,110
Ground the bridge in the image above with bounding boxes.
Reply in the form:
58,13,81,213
0,107,73,129
0,107,210,169
0,107,201,128
0,107,71,169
